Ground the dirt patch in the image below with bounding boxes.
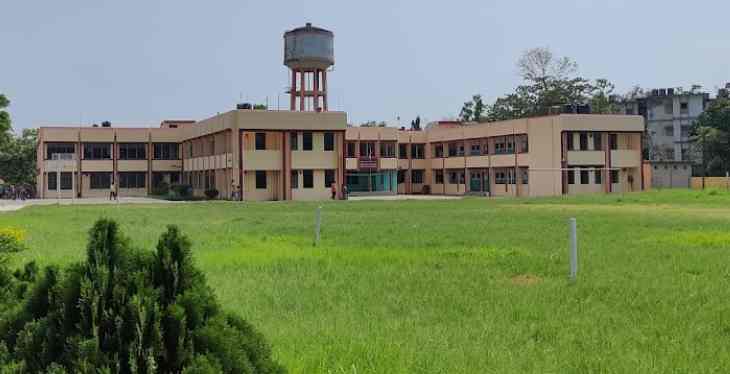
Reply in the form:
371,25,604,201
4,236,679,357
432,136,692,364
511,274,542,286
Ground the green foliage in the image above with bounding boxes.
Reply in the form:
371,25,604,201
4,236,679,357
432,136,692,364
470,48,619,122
253,104,267,110
151,181,170,196
0,219,284,373
691,98,730,176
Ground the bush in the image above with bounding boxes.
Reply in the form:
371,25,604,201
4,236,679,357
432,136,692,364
152,181,171,196
0,228,26,254
422,185,431,194
168,184,194,200
204,189,219,200
0,219,285,373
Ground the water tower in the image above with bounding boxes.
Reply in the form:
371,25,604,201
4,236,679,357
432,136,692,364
284,23,334,111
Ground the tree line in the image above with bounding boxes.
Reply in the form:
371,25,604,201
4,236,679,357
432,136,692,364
458,47,621,123
0,94,37,188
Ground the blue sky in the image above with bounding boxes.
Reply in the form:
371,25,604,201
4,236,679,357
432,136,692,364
2,0,728,130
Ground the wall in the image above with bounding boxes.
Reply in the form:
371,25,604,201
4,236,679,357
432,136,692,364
691,177,730,190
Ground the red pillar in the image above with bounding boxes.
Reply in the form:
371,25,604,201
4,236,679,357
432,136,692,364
290,70,297,111
313,69,320,111
322,70,328,111
300,70,306,111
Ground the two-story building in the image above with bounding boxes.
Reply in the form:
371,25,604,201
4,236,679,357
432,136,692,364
344,114,644,197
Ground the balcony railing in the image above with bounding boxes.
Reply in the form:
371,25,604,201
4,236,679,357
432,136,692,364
358,157,378,170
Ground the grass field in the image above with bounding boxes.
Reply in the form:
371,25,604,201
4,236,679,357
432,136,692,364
2,189,730,373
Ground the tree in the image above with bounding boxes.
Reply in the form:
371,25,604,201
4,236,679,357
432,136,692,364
253,104,267,110
459,95,487,122
589,79,618,114
0,128,37,186
690,98,730,177
0,95,12,148
0,219,285,373
410,116,421,131
485,47,615,121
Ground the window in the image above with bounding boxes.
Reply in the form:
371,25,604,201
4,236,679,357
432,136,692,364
664,102,673,115
152,172,180,189
495,169,514,184
324,132,335,151
291,170,299,189
609,134,617,150
593,133,602,151
47,172,73,190
255,171,267,189
664,126,674,137
411,170,424,184
411,144,425,159
398,170,406,184
680,102,689,113
187,142,193,158
303,170,313,188
434,170,444,184
448,143,458,157
154,143,179,160
580,170,589,184
399,144,408,159
434,144,444,158
610,170,619,184
255,133,266,150
90,172,112,189
566,132,575,151
520,167,529,184
680,125,690,138
324,169,335,188
346,142,355,157
46,143,75,159
579,133,588,151
119,172,146,188
302,132,313,151
290,133,299,151
567,169,575,185
380,142,395,157
208,137,215,155
495,137,513,154
449,171,458,184
519,135,529,153
470,144,481,156
119,143,146,160
83,143,111,160
360,142,375,158
595,169,602,184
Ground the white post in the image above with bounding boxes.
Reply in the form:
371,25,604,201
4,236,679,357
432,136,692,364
726,171,729,191
314,206,321,245
569,217,578,282
56,161,61,202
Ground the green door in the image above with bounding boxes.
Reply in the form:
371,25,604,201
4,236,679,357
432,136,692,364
470,171,482,192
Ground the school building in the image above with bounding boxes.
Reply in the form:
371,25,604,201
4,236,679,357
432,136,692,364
36,111,644,200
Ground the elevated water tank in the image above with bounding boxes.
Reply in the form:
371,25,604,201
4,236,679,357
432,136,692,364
283,23,334,70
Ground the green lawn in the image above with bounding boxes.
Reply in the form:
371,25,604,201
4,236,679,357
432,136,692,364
3,189,730,373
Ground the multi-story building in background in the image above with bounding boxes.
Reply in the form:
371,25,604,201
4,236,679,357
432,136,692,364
619,88,712,161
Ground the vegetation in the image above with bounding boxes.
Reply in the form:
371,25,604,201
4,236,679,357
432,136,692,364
2,190,730,372
691,98,730,176
459,47,620,123
0,228,27,254
0,94,37,186
0,219,284,373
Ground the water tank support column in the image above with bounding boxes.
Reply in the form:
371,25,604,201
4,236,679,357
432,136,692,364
300,70,305,111
322,70,328,111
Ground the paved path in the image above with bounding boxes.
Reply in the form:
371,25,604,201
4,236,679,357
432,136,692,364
348,194,462,201
0,197,179,212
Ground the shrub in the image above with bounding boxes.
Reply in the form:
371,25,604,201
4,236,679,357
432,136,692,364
0,219,285,373
204,189,219,200
170,184,193,199
152,181,171,196
0,228,26,253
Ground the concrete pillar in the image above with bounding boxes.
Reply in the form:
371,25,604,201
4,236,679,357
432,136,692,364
300,70,305,111
290,70,297,111
322,71,328,111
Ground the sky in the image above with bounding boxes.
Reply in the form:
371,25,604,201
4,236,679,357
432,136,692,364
1,0,729,131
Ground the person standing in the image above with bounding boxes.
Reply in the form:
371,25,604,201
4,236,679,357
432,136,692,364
330,183,337,200
110,180,117,201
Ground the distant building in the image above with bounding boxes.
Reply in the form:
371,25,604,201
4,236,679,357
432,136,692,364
645,160,692,189
618,88,712,162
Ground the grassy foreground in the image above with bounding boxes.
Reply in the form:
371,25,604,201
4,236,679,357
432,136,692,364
2,189,730,373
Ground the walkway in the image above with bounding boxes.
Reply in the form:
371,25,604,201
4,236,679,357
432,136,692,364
0,197,179,212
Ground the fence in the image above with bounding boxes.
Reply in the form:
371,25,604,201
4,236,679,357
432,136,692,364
691,176,730,190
